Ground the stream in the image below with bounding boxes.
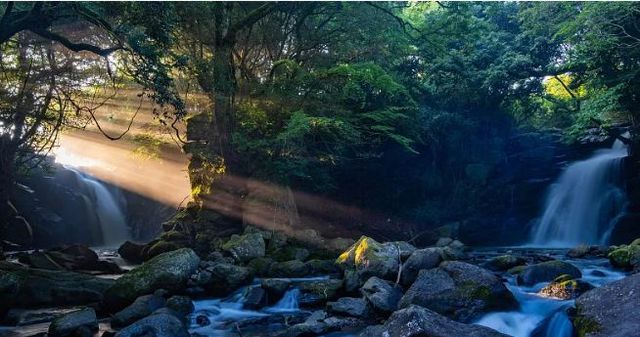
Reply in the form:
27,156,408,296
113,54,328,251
183,249,626,337
474,249,625,337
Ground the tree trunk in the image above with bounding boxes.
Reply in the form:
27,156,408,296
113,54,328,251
0,137,16,236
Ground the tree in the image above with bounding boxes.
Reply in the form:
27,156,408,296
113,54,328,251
0,2,183,233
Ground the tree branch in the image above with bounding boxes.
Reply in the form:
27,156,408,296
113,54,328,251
31,28,124,56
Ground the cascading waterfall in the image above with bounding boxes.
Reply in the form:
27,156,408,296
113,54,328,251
530,135,629,247
68,169,130,246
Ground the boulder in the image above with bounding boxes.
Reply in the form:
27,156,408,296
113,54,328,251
143,241,182,260
343,269,360,293
336,236,400,281
607,244,640,270
166,295,194,316
0,261,113,309
306,259,340,275
399,261,517,322
517,260,582,286
17,245,119,274
114,312,190,337
401,248,442,286
104,248,200,310
191,261,254,295
326,297,370,318
269,260,309,278
391,241,417,261
326,237,356,253
538,275,593,300
48,308,98,337
357,305,509,337
222,233,266,262
360,277,402,314
261,278,291,303
573,273,640,337
567,245,591,258
483,255,525,272
299,279,344,306
272,247,310,262
243,286,267,309
436,238,454,247
111,294,166,328
278,310,364,337
247,257,274,276
0,267,20,317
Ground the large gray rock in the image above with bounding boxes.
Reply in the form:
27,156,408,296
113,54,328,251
401,248,442,286
399,261,516,322
336,236,400,281
261,278,291,304
0,261,113,310
111,294,166,328
360,277,402,314
114,312,190,337
299,279,344,306
166,295,194,316
573,273,640,337
357,305,509,337
483,255,525,272
326,297,371,318
222,233,266,262
278,310,364,337
517,260,581,286
269,260,309,278
104,248,200,310
48,308,97,337
193,261,254,295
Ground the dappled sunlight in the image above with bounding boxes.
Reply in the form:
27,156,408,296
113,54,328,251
198,173,393,240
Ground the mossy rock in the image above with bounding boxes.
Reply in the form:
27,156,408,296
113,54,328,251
145,241,182,260
507,265,526,275
630,238,640,246
222,233,266,263
336,236,399,281
270,246,310,262
517,260,581,286
607,244,640,270
160,230,190,242
268,260,309,278
104,248,200,311
484,255,525,271
298,279,343,306
573,316,601,337
247,257,274,276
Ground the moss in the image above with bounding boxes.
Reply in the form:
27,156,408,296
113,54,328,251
160,230,189,242
554,274,574,283
573,316,601,337
608,245,640,269
146,241,181,259
507,265,526,275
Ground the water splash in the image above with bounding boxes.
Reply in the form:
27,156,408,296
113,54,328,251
530,136,628,247
264,288,300,313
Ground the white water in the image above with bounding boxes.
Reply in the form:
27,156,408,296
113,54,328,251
189,277,331,337
476,253,626,337
65,168,130,246
530,137,628,247
264,288,300,313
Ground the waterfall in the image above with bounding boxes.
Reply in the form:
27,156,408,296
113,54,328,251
530,136,628,247
265,288,300,313
82,176,130,246
68,169,130,246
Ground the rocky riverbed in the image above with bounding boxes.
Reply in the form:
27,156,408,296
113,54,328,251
1,229,640,337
